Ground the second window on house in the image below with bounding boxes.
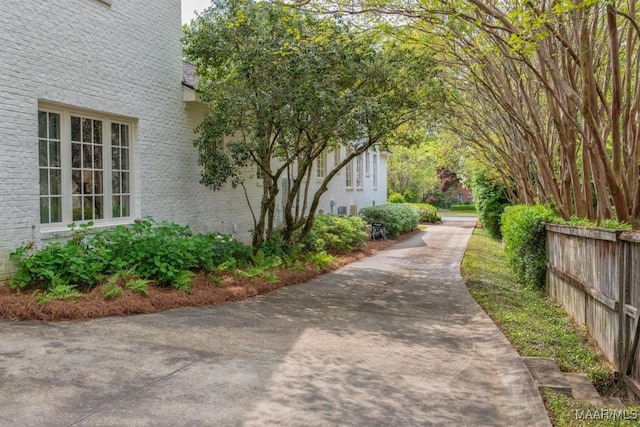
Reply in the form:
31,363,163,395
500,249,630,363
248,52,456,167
38,106,133,227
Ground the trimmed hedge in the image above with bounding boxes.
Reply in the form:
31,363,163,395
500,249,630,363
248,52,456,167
360,204,420,238
450,204,476,211
501,205,556,290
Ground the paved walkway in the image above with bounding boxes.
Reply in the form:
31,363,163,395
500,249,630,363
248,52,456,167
0,221,551,426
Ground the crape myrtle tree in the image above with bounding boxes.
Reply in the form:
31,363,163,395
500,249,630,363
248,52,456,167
183,0,446,249
292,0,640,227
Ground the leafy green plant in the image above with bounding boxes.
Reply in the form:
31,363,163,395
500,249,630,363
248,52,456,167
554,216,632,230
32,272,83,304
304,251,336,270
237,250,282,278
125,278,150,295
103,283,123,300
471,171,511,239
410,203,441,223
173,270,195,293
501,204,556,290
360,204,420,238
303,215,367,253
387,192,406,203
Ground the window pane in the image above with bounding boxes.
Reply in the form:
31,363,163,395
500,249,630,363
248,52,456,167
73,196,83,221
121,125,129,147
40,198,49,224
82,118,92,143
38,112,47,139
72,170,81,194
111,123,120,147
93,120,102,145
71,116,81,142
39,169,49,195
72,143,81,168
50,197,62,223
112,172,120,194
83,171,93,194
122,195,130,217
84,196,94,219
94,171,103,194
39,140,48,167
120,148,129,170
121,172,129,193
49,140,60,167
83,144,92,168
112,147,120,170
94,145,103,169
50,170,61,195
112,195,121,218
94,196,103,219
49,113,60,139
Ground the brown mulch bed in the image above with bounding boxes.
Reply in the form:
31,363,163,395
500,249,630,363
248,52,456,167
0,230,420,322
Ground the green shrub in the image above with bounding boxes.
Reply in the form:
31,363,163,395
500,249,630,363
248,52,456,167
387,192,405,203
471,171,511,239
360,204,420,239
450,204,476,211
501,204,556,290
304,215,367,253
410,203,441,223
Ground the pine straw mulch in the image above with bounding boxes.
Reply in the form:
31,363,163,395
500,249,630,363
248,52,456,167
0,230,419,322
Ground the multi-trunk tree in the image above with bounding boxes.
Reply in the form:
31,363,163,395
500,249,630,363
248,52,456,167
184,0,447,249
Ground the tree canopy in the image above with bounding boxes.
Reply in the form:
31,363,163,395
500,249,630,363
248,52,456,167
184,0,447,248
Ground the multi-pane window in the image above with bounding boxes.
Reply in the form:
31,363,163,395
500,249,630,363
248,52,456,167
365,151,371,176
334,147,340,167
38,112,62,224
38,107,133,227
316,151,327,179
345,149,353,188
373,154,378,188
356,154,363,189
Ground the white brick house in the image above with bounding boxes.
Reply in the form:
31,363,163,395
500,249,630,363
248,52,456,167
0,0,387,283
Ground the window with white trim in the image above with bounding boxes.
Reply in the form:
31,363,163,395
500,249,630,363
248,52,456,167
316,151,327,179
38,107,133,227
345,149,353,188
356,154,363,189
373,153,378,189
365,151,371,176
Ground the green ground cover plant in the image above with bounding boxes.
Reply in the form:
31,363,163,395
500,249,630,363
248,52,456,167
360,204,420,238
10,217,252,294
303,215,368,253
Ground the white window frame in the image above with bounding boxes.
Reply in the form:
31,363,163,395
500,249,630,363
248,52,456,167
356,154,364,190
316,151,327,181
373,153,378,189
345,149,353,189
38,103,135,231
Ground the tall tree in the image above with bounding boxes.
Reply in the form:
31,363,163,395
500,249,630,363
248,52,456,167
184,0,447,248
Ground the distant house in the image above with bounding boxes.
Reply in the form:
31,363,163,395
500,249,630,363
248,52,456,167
0,0,387,282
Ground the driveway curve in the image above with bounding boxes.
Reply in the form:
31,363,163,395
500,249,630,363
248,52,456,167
0,220,551,427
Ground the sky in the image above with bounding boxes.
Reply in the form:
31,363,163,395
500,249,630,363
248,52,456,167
182,0,211,24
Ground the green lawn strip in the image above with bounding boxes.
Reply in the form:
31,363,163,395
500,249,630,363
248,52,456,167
437,209,479,218
461,228,640,424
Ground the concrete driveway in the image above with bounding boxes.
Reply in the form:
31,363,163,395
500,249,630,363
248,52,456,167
0,221,551,427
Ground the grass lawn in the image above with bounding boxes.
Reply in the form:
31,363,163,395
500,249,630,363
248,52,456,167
461,227,640,426
438,209,478,218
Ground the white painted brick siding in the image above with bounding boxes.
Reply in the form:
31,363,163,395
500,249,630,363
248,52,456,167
0,0,388,283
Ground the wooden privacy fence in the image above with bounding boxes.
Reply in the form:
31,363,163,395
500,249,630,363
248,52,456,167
546,224,640,398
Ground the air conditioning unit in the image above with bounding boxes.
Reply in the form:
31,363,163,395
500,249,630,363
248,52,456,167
349,204,358,216
337,206,347,215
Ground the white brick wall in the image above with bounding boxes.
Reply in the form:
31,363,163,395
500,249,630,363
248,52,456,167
0,0,387,283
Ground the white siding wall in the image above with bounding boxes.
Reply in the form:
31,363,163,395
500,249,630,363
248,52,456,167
0,0,387,283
